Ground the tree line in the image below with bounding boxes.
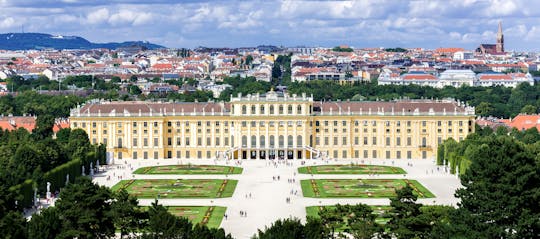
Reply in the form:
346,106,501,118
19,178,232,239
3,74,540,118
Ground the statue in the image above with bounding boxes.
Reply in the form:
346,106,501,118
82,165,86,176
46,182,51,199
34,187,38,206
89,162,94,176
65,174,70,186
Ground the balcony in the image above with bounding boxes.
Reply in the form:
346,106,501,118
418,145,432,151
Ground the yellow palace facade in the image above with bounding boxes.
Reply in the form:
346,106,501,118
69,91,475,161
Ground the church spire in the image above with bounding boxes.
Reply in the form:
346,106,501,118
496,21,504,53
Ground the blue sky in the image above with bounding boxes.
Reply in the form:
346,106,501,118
1,0,539,51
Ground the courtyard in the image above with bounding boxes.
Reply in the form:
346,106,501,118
94,158,461,239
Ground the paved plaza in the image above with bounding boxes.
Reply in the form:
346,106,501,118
93,158,462,239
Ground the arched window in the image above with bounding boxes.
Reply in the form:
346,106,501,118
260,105,265,114
242,105,247,115
279,105,284,114
297,135,303,146
288,105,293,114
251,135,257,147
270,135,275,147
118,137,123,148
251,105,256,114
270,105,275,114
260,135,265,148
242,136,247,147
288,135,294,147
279,135,285,147
422,137,427,147
297,105,302,114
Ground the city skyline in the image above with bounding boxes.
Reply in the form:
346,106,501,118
0,0,540,51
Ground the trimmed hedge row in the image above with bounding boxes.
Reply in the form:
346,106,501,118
10,144,105,208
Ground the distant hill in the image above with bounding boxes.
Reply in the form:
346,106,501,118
0,33,165,50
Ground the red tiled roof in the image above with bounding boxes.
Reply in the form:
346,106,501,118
53,120,70,133
0,116,36,132
478,74,512,80
435,48,464,53
506,114,540,131
402,74,437,80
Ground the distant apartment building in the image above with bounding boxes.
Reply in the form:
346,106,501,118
438,69,476,87
378,70,533,88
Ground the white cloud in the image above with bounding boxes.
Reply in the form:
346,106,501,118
0,17,15,28
108,9,152,26
86,8,109,24
482,0,519,17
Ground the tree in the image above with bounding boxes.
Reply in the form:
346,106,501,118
144,200,193,238
253,218,306,239
110,76,122,83
110,189,143,238
129,75,138,82
55,177,115,239
520,104,537,114
475,102,493,116
0,211,27,239
304,217,325,239
245,55,254,66
454,136,540,239
320,207,342,238
346,204,383,239
33,114,55,140
387,185,432,239
27,207,62,239
128,85,142,95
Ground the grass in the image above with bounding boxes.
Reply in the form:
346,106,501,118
112,179,238,198
298,164,406,174
306,205,392,224
133,165,243,175
301,179,434,198
141,206,226,228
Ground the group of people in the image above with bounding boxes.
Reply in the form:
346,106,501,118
239,210,247,217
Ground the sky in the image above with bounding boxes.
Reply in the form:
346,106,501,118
1,0,540,51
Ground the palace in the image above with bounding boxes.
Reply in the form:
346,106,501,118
69,91,475,161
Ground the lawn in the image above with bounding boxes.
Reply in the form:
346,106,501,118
142,206,226,228
112,179,238,198
133,165,243,175
301,179,434,198
306,205,392,224
298,164,406,174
